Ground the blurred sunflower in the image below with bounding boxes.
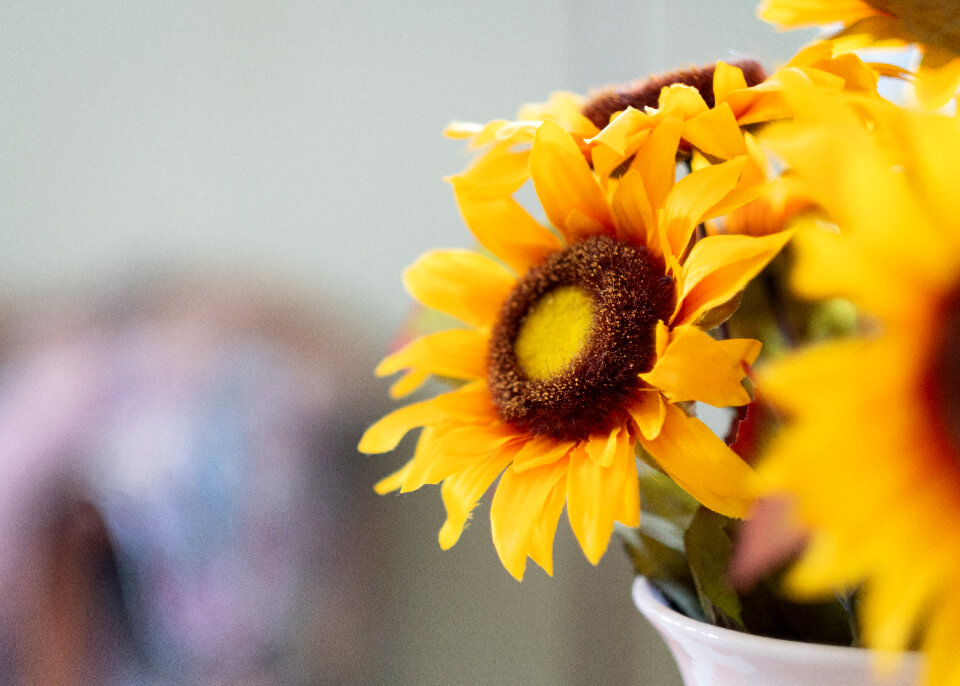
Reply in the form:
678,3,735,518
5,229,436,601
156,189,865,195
360,111,791,580
759,81,960,683
759,0,960,108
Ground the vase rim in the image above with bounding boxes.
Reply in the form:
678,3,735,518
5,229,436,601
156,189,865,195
632,576,923,667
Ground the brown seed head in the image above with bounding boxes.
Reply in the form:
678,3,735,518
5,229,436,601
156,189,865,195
581,59,768,129
488,236,675,440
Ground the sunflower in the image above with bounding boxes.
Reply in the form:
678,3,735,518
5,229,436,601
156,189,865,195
759,0,960,108
758,80,960,683
447,51,880,250
360,105,792,580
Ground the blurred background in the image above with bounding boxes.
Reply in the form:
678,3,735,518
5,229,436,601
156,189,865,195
0,2,814,684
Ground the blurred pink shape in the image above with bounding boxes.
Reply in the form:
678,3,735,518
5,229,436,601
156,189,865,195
729,496,809,593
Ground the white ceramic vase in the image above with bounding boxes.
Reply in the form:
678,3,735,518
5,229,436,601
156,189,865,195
632,577,923,686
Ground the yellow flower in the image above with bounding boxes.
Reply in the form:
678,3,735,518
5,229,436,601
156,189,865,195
448,53,880,246
444,61,775,215
759,81,960,684
713,173,814,237
360,110,792,581
759,0,960,108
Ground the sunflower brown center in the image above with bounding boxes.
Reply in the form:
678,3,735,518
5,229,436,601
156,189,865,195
929,286,960,457
581,59,768,130
489,235,676,441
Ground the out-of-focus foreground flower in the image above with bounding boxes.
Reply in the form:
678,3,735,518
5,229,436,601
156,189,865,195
758,76,960,683
759,0,960,108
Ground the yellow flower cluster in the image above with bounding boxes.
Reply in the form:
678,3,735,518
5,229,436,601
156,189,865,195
759,75,960,684
362,3,960,682
760,0,960,108
361,51,876,581
752,6,960,682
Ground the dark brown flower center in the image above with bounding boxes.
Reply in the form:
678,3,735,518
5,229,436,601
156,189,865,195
488,236,676,440
581,59,767,130
929,286,960,458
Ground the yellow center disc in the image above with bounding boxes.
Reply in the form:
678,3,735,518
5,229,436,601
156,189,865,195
514,286,595,381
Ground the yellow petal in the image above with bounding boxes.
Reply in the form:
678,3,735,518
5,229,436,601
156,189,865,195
387,369,430,399
785,40,835,67
774,100,958,281
915,51,960,110
589,106,650,157
713,61,749,104
565,208,611,242
661,157,747,260
490,458,570,580
611,168,655,247
585,424,627,468
490,120,541,143
633,116,683,229
591,117,653,191
518,90,598,138
867,61,913,81
376,328,489,392
785,531,869,596
700,181,770,226
657,85,709,119
682,104,748,160
786,220,920,319
591,142,628,183
723,86,791,127
759,338,875,415
358,398,447,454
438,443,518,550
443,120,487,140
512,434,577,472
809,52,879,93
530,120,615,242
566,434,637,564
674,230,793,325
359,382,493,454
784,530,868,597
374,465,408,495
639,402,758,517
922,587,960,686
400,421,520,493
403,249,515,328
716,337,763,366
860,540,952,652
447,142,531,198
374,425,436,494
428,380,499,419
527,477,569,576
615,453,641,528
444,119,509,146
640,325,760,407
757,0,875,27
450,189,562,274
628,390,667,441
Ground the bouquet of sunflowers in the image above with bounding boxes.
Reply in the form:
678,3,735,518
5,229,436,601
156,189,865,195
361,2,960,683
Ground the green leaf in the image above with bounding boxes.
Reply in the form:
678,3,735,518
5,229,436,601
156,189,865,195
619,521,690,581
684,507,744,628
618,459,700,601
635,458,700,527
